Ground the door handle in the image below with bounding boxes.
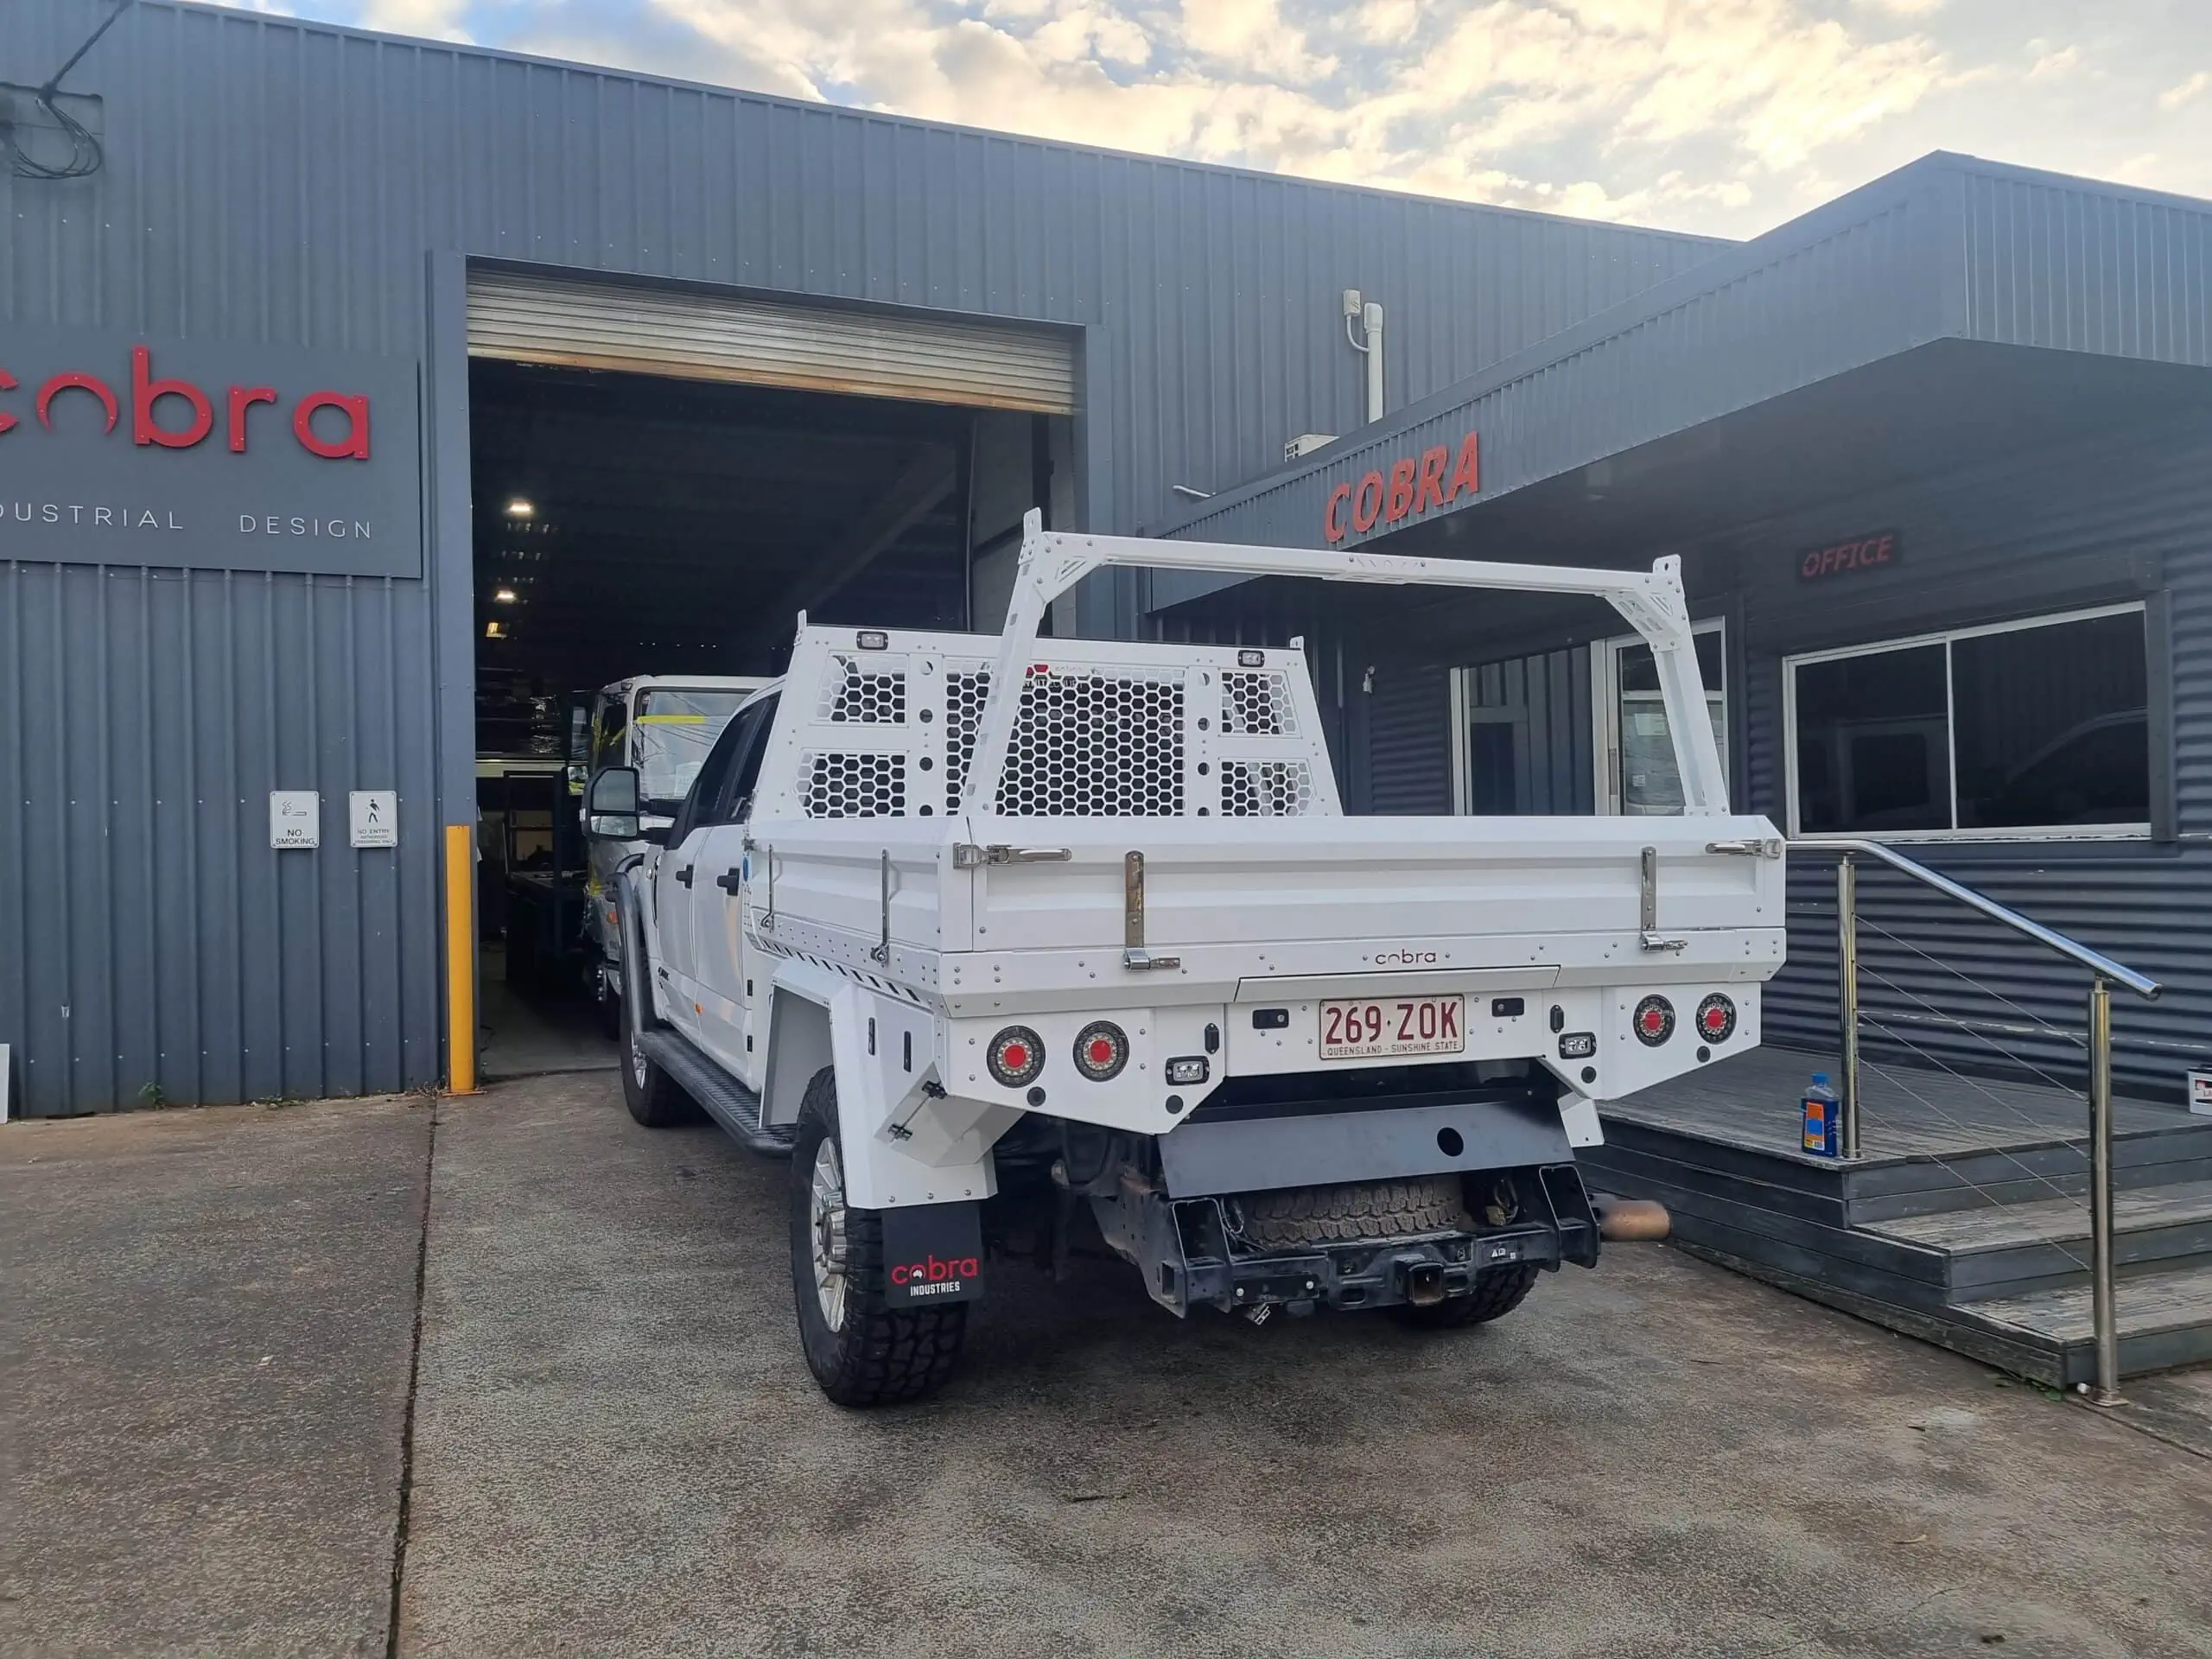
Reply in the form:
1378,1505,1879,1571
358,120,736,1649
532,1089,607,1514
676,865,694,887
715,868,743,895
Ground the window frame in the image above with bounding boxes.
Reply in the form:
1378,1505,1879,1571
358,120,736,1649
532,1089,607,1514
709,692,781,826
1782,600,2152,844
1590,617,1729,817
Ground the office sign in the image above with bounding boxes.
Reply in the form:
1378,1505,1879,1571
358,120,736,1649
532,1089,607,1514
0,325,419,576
1797,531,1901,583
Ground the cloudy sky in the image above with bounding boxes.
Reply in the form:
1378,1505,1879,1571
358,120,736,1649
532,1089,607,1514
263,0,2212,238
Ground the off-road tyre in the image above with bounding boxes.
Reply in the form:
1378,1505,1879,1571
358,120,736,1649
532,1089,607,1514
1237,1175,1473,1249
789,1068,967,1408
619,975,696,1128
1393,1262,1541,1329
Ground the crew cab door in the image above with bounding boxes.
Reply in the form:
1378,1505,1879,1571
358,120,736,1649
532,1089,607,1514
689,693,779,1079
651,711,752,1039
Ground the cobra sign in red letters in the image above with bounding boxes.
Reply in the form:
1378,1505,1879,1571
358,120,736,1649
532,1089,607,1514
0,326,419,578
1323,431,1479,543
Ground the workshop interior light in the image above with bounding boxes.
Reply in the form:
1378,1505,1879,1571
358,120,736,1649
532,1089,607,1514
504,498,535,519
493,588,518,604
484,620,506,639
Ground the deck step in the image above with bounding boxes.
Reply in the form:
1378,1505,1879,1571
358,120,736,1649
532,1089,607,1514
1961,1261,2212,1386
1864,1179,2212,1255
1859,1179,2212,1300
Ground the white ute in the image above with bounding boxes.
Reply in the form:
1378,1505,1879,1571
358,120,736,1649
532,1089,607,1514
584,515,1787,1406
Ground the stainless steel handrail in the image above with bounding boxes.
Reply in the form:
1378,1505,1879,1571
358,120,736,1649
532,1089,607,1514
1786,836,2162,1406
1793,837,2162,1001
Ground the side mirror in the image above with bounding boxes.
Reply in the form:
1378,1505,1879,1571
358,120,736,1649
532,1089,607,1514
584,766,642,841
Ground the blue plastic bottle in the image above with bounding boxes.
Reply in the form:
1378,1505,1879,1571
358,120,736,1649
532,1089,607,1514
1801,1073,1841,1157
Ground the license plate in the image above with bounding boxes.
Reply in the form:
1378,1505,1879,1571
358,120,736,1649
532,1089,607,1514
1319,995,1466,1060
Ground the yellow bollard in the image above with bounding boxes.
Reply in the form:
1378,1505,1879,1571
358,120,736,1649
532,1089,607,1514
445,823,478,1095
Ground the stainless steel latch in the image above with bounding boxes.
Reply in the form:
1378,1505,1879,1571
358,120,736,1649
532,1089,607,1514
952,843,1073,868
1122,849,1181,970
872,849,893,964
1705,837,1785,858
1639,844,1688,952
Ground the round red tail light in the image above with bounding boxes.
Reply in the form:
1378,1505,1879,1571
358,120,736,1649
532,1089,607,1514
1695,993,1738,1044
1072,1020,1129,1082
987,1026,1046,1088
1632,995,1675,1047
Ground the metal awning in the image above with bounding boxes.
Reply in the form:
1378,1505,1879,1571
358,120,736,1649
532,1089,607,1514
1159,154,2212,608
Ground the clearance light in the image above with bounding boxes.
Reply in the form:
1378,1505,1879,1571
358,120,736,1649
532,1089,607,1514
987,1026,1046,1089
1072,1021,1129,1082
505,498,535,519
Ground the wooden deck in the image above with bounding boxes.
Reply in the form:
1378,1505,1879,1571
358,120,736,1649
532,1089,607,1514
1607,1043,2190,1166
1584,1046,2212,1386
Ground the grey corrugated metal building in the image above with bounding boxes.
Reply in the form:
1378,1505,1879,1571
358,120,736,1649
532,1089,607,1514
2,0,1726,1116
5,1,2208,1119
1165,156,2212,1097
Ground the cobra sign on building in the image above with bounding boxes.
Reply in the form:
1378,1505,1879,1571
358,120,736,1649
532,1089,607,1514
0,327,420,577
1322,431,1480,543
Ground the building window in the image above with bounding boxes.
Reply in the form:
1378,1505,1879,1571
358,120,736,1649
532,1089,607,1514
1785,604,2150,839
1597,622,1727,817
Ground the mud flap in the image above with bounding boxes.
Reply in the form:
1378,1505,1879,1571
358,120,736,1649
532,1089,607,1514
880,1201,986,1307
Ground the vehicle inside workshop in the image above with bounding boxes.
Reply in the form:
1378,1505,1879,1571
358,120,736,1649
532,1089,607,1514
468,357,1069,1076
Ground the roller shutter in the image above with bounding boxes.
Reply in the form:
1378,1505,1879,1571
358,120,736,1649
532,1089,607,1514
1367,663,1452,814
466,270,1076,415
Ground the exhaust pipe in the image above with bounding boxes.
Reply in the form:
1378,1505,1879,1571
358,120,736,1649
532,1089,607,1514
1592,1194,1670,1242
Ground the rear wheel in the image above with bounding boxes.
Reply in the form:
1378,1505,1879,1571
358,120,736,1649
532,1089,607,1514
788,1069,967,1407
1393,1262,1540,1329
619,975,696,1128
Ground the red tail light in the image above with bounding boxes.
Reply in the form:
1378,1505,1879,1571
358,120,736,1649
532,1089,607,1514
1072,1021,1129,1082
988,1026,1046,1088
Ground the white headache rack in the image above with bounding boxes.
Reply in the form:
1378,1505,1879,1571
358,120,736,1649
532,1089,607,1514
960,511,1729,820
752,630,1340,823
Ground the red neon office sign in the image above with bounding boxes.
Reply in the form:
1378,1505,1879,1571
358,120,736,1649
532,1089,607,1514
1323,431,1479,543
1797,531,1901,582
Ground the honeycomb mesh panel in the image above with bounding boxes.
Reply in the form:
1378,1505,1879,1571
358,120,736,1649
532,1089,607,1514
1223,670,1299,736
1002,671,1184,816
803,752,908,817
1222,760,1315,817
944,671,990,810
821,658,907,724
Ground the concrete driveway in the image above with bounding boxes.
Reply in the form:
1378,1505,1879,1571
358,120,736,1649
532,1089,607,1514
6,1072,2211,1658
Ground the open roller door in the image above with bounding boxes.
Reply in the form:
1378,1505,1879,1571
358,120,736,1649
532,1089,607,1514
466,269,1077,415
460,269,1077,1081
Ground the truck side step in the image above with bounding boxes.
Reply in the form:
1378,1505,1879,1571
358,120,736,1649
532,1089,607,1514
636,1028,797,1158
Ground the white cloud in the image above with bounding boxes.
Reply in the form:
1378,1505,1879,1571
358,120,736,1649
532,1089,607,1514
276,0,2212,237
2025,41,2079,79
359,0,476,39
2162,70,2210,111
